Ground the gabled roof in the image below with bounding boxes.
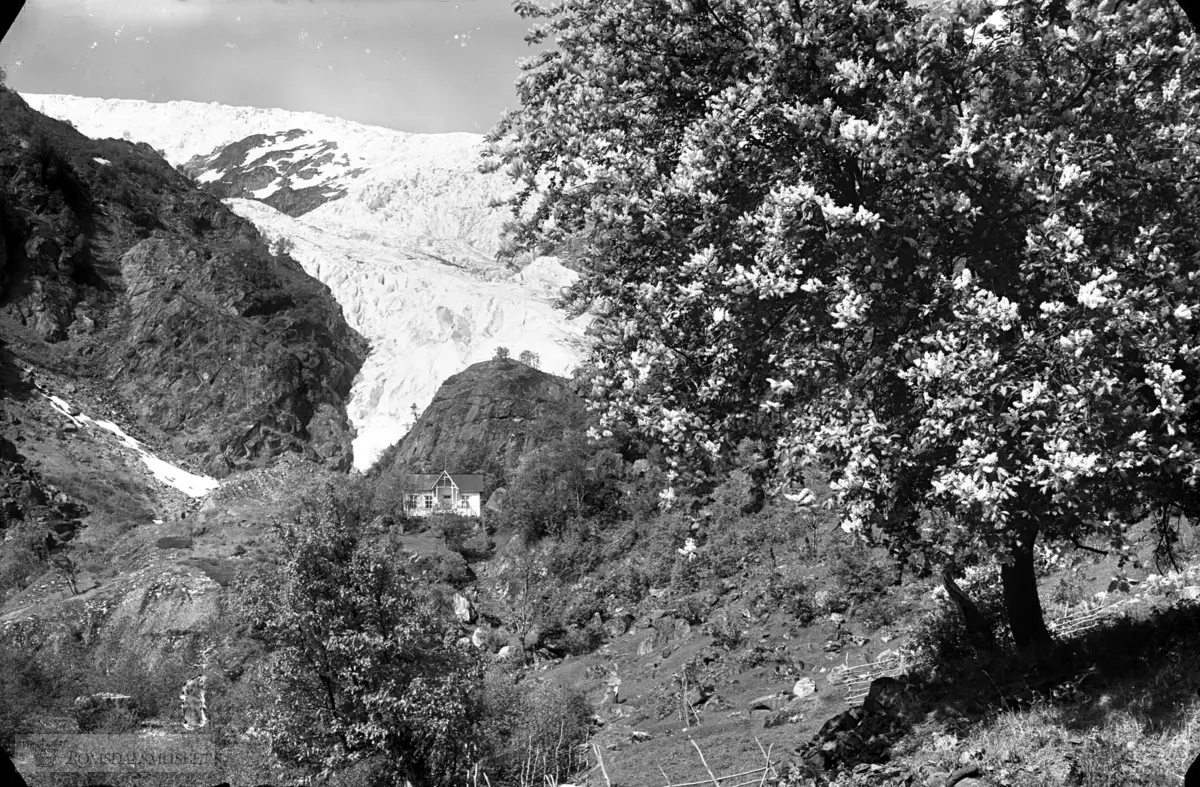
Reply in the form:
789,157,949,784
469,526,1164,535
405,472,485,494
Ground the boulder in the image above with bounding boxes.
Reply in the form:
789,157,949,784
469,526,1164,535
862,676,917,719
606,612,634,638
793,677,817,698
484,487,507,516
452,593,474,624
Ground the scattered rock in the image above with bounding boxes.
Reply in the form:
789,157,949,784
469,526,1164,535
793,677,817,698
605,612,634,638
452,592,474,624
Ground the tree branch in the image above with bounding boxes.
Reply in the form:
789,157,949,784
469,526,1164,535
1070,537,1107,556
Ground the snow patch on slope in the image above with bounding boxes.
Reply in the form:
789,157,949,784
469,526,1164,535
44,395,219,498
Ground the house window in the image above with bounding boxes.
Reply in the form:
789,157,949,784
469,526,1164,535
424,495,433,510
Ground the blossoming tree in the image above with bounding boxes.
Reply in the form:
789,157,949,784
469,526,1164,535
487,0,1200,648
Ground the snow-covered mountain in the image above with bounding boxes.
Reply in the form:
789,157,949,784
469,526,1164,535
24,94,590,469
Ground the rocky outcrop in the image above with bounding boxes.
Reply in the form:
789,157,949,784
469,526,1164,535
372,358,586,476
0,88,366,475
182,131,349,216
795,677,921,776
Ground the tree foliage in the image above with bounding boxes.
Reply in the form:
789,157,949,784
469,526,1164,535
501,430,624,541
239,493,483,785
487,0,1200,647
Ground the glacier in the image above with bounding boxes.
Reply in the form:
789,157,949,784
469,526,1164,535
24,93,591,470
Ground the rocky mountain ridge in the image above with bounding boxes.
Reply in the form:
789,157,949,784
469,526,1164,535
1,88,366,477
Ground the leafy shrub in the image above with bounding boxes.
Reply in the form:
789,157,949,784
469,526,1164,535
86,647,197,720
827,539,894,605
0,520,49,597
237,498,485,787
674,595,711,625
767,570,818,625
0,639,82,748
705,611,745,650
553,620,606,656
907,575,1012,674
1050,574,1088,608
812,588,848,615
434,514,475,554
477,676,591,787
74,695,140,733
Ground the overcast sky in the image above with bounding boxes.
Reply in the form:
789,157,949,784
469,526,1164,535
0,0,539,133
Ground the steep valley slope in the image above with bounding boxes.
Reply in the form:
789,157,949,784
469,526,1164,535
0,86,366,698
1,89,367,477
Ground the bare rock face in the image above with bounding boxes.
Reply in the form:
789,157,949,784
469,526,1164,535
372,358,585,478
0,89,366,475
182,131,350,217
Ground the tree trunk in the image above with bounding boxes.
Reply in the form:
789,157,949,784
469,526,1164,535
1000,526,1053,651
942,562,995,650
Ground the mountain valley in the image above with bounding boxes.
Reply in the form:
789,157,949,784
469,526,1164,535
23,92,591,469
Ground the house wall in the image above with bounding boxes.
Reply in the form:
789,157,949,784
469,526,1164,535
403,490,481,517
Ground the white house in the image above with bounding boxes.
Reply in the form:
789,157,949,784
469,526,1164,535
403,471,484,517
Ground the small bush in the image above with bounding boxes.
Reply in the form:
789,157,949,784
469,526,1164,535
1050,574,1088,608
767,570,818,625
812,588,848,615
477,676,591,786
674,595,711,625
74,695,141,733
907,575,1011,673
86,647,197,719
828,539,893,604
705,611,745,650
0,521,49,597
0,639,83,748
554,620,606,656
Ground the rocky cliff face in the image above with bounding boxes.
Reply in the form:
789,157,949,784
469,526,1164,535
0,89,367,475
374,358,586,479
